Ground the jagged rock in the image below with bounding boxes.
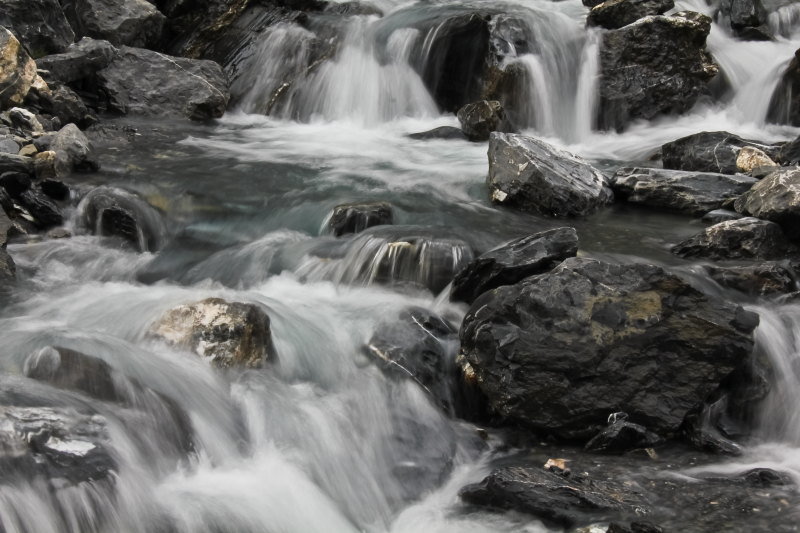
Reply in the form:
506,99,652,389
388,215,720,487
705,263,796,295
487,133,613,217
736,146,778,174
407,126,467,141
24,347,120,402
61,0,166,49
36,37,118,85
150,297,277,368
97,46,229,120
734,168,800,239
457,100,507,142
327,201,393,237
662,131,781,174
585,417,661,453
587,0,675,30
767,48,800,127
0,27,42,109
459,257,758,440
0,0,75,58
702,209,743,224
672,217,793,260
450,227,579,304
612,167,756,215
598,12,718,131
18,189,63,228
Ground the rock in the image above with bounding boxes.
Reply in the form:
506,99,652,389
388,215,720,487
459,257,758,440
0,27,41,109
40,178,70,201
587,0,675,30
460,465,642,528
48,123,99,176
662,131,781,174
0,136,18,154
0,171,31,197
407,126,467,141
672,217,793,260
6,107,43,133
720,0,767,32
18,188,63,228
0,152,33,175
450,227,579,304
778,134,800,165
61,0,166,48
598,12,718,131
33,150,57,180
150,297,276,368
17,144,37,157
741,468,794,487
585,417,661,453
457,100,506,142
612,167,757,216
23,346,120,402
36,37,118,85
487,133,613,217
0,0,75,58
0,208,14,286
705,263,795,295
27,83,96,129
327,201,393,237
767,48,800,127
702,209,743,224
734,168,800,239
97,46,229,120
736,146,778,174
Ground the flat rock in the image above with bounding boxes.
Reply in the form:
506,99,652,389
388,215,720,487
407,126,467,141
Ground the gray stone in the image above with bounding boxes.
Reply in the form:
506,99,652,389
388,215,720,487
61,0,165,49
672,217,793,260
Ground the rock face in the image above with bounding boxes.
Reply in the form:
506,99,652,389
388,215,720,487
61,0,166,49
459,257,757,440
661,131,781,174
598,12,718,131
457,100,506,142
150,298,277,368
587,0,675,30
97,46,229,120
0,27,41,110
611,167,757,215
768,49,800,126
327,202,393,237
0,0,75,58
734,168,800,239
487,133,613,217
76,187,166,251
672,217,793,260
451,227,578,304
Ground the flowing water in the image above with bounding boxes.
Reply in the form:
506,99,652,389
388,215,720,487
3,0,800,531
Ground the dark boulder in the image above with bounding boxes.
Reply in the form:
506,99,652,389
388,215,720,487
661,131,781,174
459,257,758,441
450,227,578,304
487,133,613,217
734,168,800,239
0,0,75,58
767,48,800,127
587,0,675,30
0,208,14,286
96,46,229,120
327,201,393,237
706,263,796,295
741,468,794,487
26,83,96,129
36,37,118,85
407,126,467,141
612,167,757,215
672,217,793,260
60,0,166,49
598,12,718,131
18,189,63,229
457,100,507,142
585,415,661,453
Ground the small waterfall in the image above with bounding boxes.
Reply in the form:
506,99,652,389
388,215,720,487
768,2,800,39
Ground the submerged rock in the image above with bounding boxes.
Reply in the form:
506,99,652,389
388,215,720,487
459,257,758,440
672,217,793,260
734,168,800,239
587,0,675,30
661,131,781,174
327,201,393,237
150,297,277,368
457,100,507,142
76,187,166,252
24,346,120,402
705,263,796,295
702,209,742,224
450,227,578,304
61,0,166,49
487,133,613,217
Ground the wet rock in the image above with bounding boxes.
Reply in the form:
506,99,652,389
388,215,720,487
24,347,120,402
736,146,778,174
767,48,800,126
18,189,62,229
76,187,166,252
459,257,758,440
407,126,467,141
741,468,794,487
0,27,42,109
598,12,718,131
720,0,767,34
150,297,276,368
672,217,793,260
0,0,75,58
36,37,118,85
612,167,756,216
97,46,229,120
706,263,796,295
457,100,507,142
327,201,393,237
61,0,166,49
585,415,661,453
451,227,579,304
487,133,613,217
661,131,781,174
0,208,14,286
607,522,664,533
0,171,31,197
40,178,70,201
701,209,742,224
583,0,606,7
778,134,800,165
734,168,800,239
587,0,675,30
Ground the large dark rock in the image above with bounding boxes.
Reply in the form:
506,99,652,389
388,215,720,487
0,27,43,110
18,189,63,229
767,48,800,127
587,0,675,30
459,257,758,440
451,227,578,304
327,202,393,237
36,37,118,85
96,46,229,120
60,0,166,49
612,167,757,215
487,133,613,217
672,217,793,260
26,83,96,129
598,12,718,131
457,100,507,142
734,168,800,239
0,0,75,58
661,131,781,174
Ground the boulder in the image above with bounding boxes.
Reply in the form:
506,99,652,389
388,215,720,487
459,257,758,440
705,263,795,295
0,27,42,109
61,0,166,49
457,100,506,142
96,46,229,120
18,188,63,228
0,136,18,154
734,168,800,239
767,48,800,127
0,171,31,197
487,133,613,217
327,201,393,237
33,150,57,180
450,227,579,304
40,178,70,201
150,298,277,368
661,131,781,174
0,0,75,58
719,0,767,32
671,217,793,260
36,37,118,85
6,107,43,133
24,346,120,402
35,123,99,177
407,126,467,141
587,0,675,30
611,167,757,215
598,12,718,131
736,146,778,174
585,416,661,453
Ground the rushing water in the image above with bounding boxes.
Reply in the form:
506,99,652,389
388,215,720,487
3,0,800,531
